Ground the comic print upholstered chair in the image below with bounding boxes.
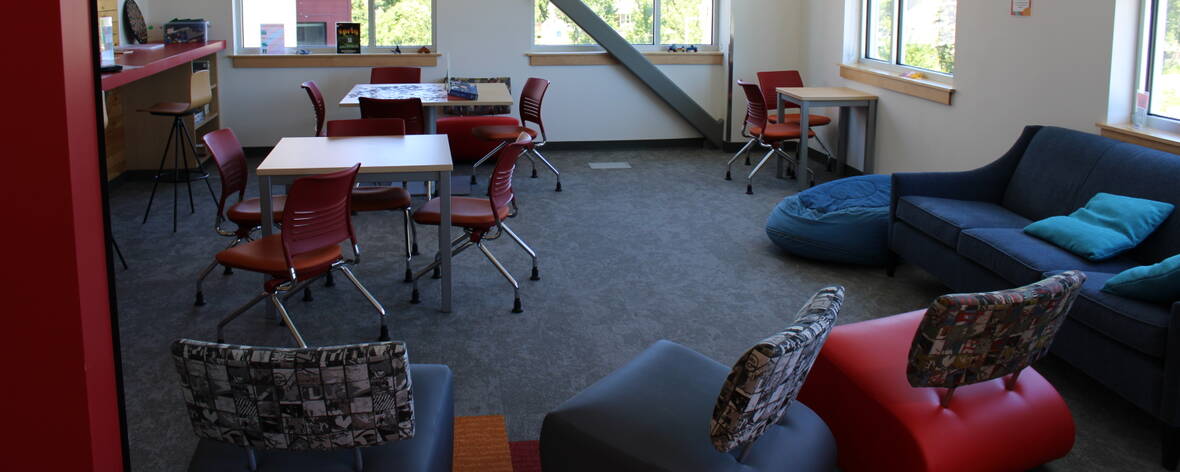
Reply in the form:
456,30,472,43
173,339,454,472
539,287,844,471
799,271,1086,472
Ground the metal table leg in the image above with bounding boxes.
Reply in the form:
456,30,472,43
259,175,275,319
438,170,452,313
425,107,437,134
838,106,851,177
865,100,878,174
796,101,811,186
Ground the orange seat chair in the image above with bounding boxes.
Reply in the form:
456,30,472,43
470,77,560,191
727,80,815,193
756,70,836,171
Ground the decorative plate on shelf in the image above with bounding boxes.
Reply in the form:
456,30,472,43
123,0,148,44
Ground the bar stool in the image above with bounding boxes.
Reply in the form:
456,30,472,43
141,69,217,232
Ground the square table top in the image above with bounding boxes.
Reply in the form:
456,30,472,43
257,135,453,176
776,87,879,102
339,82,514,108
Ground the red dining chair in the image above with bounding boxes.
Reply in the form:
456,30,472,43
727,80,815,193
370,66,421,84
197,164,389,347
359,97,426,135
409,133,539,313
194,128,287,301
299,80,327,137
326,118,420,282
470,77,560,191
756,70,836,171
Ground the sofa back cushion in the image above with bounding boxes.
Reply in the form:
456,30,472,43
1002,127,1117,221
1074,142,1180,265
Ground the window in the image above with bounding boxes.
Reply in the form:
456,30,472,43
237,0,433,51
1146,0,1180,121
534,0,716,48
863,0,956,76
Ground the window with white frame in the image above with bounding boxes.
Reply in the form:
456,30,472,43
1145,0,1180,122
863,0,956,76
237,0,433,52
534,0,717,48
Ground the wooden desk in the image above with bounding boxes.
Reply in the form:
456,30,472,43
257,135,456,312
776,87,879,182
339,83,513,133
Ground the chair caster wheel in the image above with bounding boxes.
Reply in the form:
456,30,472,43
411,243,420,256
470,175,478,185
431,267,441,279
194,292,205,306
530,267,540,281
410,289,421,304
512,297,523,313
531,169,538,178
378,325,390,342
404,269,413,283
325,272,335,287
746,184,753,195
744,157,751,166
725,171,731,181
222,266,233,275
555,182,562,192
302,288,313,302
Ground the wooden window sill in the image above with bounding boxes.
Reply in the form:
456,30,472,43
839,63,955,105
230,53,440,68
1097,122,1180,155
526,51,722,66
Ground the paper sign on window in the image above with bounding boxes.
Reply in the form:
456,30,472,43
1012,0,1032,16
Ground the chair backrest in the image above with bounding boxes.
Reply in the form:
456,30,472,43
520,77,550,139
488,133,532,216
191,70,213,109
300,81,327,137
370,66,421,84
281,164,360,272
755,70,804,111
709,286,844,453
202,128,248,217
737,80,768,132
359,97,425,134
907,270,1086,389
326,118,407,137
171,338,415,451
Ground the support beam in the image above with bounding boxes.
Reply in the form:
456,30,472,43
549,0,723,148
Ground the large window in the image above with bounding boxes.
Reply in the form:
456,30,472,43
864,0,956,75
238,0,433,51
1146,0,1180,121
534,0,716,48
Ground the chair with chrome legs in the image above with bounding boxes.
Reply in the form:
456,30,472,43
409,133,539,313
299,81,328,137
326,118,420,282
196,164,389,347
726,81,815,193
194,128,287,305
470,78,560,191
370,66,422,84
756,70,837,171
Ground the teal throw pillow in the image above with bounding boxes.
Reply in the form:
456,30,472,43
1102,254,1180,303
1024,193,1174,261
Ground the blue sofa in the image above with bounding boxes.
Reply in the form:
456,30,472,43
888,125,1180,468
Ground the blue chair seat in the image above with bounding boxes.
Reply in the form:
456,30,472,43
540,340,836,472
766,175,891,265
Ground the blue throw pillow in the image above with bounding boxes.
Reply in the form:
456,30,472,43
1024,193,1174,261
1102,254,1180,303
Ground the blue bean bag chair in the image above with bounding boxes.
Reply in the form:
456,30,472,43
766,174,891,265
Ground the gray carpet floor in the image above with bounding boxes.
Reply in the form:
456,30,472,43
109,145,1157,470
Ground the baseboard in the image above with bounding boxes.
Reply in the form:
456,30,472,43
721,142,866,177
541,138,707,151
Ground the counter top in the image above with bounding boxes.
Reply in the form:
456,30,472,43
101,40,225,90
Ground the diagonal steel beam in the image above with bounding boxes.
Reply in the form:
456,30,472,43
549,0,723,147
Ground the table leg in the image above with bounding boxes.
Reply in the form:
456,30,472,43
838,106,851,177
425,108,437,134
439,170,452,313
796,101,811,186
865,100,878,174
259,175,275,319
776,94,787,179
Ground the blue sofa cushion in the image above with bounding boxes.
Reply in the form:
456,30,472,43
1001,126,1116,221
766,175,891,265
540,340,836,472
896,196,1032,248
1103,254,1180,304
956,227,1137,285
1047,271,1173,359
1024,193,1175,261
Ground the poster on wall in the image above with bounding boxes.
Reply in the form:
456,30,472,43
337,23,361,54
260,24,285,55
1011,0,1032,16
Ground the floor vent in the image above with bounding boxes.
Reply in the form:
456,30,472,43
588,162,632,169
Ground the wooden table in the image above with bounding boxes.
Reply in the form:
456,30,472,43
776,87,879,183
257,135,456,312
339,83,514,133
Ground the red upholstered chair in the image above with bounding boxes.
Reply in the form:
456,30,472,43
727,80,815,193
470,77,561,191
756,70,836,171
299,80,327,137
798,271,1087,472
436,115,520,164
197,164,389,347
370,66,421,84
326,118,419,282
409,133,539,313
194,128,287,295
359,97,426,135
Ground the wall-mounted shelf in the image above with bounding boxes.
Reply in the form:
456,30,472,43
839,63,954,105
527,51,723,66
231,53,441,68
1097,122,1180,155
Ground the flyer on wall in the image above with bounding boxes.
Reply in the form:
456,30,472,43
1011,0,1032,16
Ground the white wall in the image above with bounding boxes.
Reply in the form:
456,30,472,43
803,0,1127,174
725,0,806,141
146,0,788,147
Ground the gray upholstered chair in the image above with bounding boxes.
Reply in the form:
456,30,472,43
540,287,844,471
171,339,453,472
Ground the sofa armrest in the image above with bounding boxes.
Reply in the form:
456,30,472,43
1161,301,1180,424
